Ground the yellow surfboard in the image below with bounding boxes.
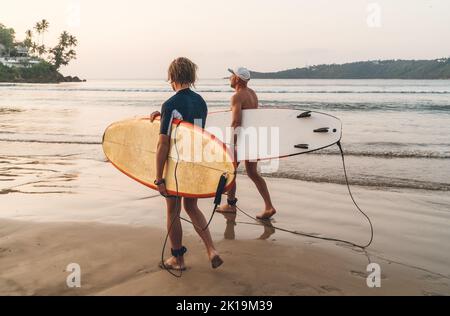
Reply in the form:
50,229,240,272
102,117,236,198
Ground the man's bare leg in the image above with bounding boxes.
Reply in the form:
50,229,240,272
245,161,277,219
183,198,223,269
163,197,185,270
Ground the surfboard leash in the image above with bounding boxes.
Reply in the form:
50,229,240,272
161,124,373,278
233,140,374,250
161,122,228,277
336,140,374,249
160,122,184,278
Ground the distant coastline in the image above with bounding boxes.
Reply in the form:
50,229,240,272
250,58,450,80
0,61,85,83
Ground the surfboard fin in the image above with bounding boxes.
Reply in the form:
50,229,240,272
314,127,330,133
297,111,312,118
294,144,309,149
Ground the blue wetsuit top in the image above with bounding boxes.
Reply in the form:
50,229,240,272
159,88,208,135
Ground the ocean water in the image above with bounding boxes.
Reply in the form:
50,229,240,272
1,79,449,192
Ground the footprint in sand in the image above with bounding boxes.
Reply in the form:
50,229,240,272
319,285,343,294
136,267,159,275
232,280,253,295
420,274,443,281
291,282,321,294
0,278,27,295
350,270,387,280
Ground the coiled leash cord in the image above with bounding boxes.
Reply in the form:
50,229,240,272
161,125,374,277
234,140,374,250
160,123,183,277
160,123,228,277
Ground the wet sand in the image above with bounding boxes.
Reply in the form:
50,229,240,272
1,151,449,295
0,218,447,296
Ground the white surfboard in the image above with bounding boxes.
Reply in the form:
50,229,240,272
205,109,342,161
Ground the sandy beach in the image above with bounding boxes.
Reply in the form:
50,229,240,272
1,79,450,296
2,0,450,299
1,155,449,295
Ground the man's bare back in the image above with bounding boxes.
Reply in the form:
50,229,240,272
233,87,258,110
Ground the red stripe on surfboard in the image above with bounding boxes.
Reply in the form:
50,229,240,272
103,116,236,198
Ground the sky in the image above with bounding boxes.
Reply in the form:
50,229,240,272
1,0,449,79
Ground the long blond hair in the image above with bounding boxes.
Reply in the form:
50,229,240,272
167,57,198,86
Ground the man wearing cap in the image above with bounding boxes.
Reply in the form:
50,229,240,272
216,67,277,220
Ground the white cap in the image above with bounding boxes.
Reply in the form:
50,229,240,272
228,67,251,81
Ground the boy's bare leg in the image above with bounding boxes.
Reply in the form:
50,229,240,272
184,198,224,269
163,197,185,269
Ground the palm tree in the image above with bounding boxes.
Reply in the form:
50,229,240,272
31,43,39,56
37,45,46,56
34,19,49,46
59,31,70,46
50,31,78,70
23,29,33,53
68,35,78,47
34,22,42,38
40,19,49,46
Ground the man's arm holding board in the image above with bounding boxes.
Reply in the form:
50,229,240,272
230,93,242,161
230,93,242,128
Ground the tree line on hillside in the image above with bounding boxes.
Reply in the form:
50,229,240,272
250,58,450,79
